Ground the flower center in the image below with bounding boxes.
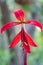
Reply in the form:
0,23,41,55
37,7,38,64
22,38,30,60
21,20,25,24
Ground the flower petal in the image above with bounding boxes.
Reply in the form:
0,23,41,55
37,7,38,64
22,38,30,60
24,30,37,47
23,42,31,53
13,9,24,21
25,20,42,31
1,22,20,33
8,31,21,48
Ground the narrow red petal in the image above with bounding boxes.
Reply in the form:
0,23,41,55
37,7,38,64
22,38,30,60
1,22,20,33
9,31,21,48
25,20,42,31
23,42,31,53
13,9,24,21
24,31,37,47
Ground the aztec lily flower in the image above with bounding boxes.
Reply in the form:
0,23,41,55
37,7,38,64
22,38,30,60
1,9,42,53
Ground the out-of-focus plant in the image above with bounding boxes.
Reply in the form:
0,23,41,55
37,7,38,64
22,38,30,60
0,50,10,65
15,0,31,5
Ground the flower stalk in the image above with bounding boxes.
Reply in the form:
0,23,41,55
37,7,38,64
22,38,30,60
21,23,27,65
24,51,27,65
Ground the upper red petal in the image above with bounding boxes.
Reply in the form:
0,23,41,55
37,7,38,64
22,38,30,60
1,22,20,33
23,42,31,53
13,9,24,21
24,30,37,47
9,31,21,48
25,20,42,32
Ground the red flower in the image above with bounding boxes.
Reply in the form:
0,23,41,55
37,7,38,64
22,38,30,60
1,9,42,53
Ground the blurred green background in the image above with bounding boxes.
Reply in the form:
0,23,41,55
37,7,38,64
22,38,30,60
0,0,43,65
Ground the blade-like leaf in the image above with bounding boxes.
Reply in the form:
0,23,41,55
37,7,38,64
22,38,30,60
9,31,21,48
1,22,20,33
25,20,42,31
24,30,37,47
23,42,31,53
14,9,24,21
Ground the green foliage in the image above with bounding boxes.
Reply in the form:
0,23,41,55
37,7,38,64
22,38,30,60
39,0,43,4
0,50,10,65
27,28,43,65
22,4,30,11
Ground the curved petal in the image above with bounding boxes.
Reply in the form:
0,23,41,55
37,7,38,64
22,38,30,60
8,31,21,48
1,22,20,33
24,30,37,47
13,9,24,21
25,20,42,31
23,42,31,53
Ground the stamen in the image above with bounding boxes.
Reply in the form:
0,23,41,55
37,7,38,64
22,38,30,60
24,42,27,46
21,20,25,24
